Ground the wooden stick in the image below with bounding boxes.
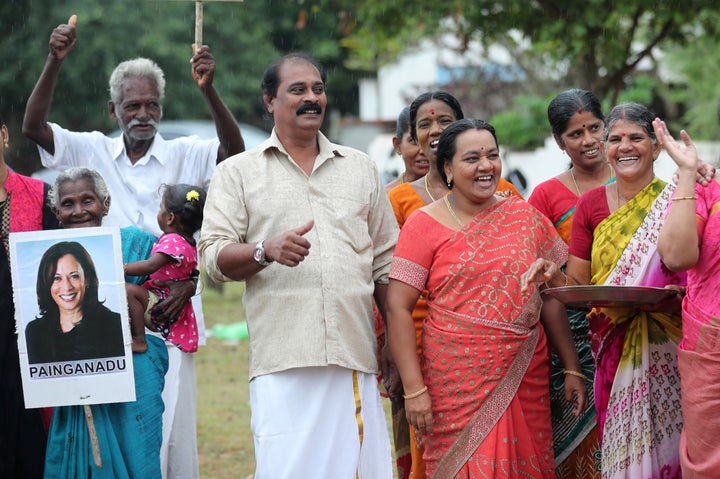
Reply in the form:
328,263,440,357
84,405,103,468
194,0,203,51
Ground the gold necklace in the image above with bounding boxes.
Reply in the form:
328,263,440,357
400,172,406,184
444,194,464,226
424,174,437,202
569,168,582,196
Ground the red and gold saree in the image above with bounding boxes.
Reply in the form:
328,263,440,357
390,197,566,478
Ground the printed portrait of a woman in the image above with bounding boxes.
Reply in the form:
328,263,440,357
24,241,124,363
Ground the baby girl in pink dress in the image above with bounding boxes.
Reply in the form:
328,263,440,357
124,184,205,353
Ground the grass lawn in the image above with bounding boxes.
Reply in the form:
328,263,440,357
196,279,397,478
196,281,255,478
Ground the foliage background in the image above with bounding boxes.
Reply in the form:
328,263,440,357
4,1,720,163
1,0,368,173
4,1,720,475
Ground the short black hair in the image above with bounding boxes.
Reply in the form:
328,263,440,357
261,53,326,98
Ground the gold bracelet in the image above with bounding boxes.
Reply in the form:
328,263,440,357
403,386,428,399
673,196,696,201
544,272,569,290
564,370,589,381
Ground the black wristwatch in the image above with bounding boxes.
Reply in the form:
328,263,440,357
253,240,273,266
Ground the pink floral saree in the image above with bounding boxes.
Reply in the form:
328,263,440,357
676,179,720,478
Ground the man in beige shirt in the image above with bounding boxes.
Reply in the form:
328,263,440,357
199,53,398,478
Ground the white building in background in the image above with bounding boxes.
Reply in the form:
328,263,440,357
358,37,520,123
352,36,530,187
350,34,720,195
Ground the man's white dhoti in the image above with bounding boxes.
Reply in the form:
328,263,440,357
160,346,199,479
250,366,392,479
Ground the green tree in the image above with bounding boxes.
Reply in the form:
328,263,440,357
665,35,720,140
350,1,720,104
1,0,366,174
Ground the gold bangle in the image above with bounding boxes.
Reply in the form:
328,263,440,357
544,272,569,290
564,370,589,381
673,196,696,201
403,386,428,399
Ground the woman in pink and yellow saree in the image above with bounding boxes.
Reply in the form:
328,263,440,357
524,103,686,479
388,119,587,478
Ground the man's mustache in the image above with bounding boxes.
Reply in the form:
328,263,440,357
127,118,159,130
296,103,322,115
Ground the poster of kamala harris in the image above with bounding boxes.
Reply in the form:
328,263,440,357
10,226,135,408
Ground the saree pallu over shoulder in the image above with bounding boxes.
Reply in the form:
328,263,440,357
5,168,47,232
586,178,683,479
591,179,679,287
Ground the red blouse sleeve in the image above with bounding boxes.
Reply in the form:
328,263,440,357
569,186,609,260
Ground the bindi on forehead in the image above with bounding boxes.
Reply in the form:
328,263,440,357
429,109,435,115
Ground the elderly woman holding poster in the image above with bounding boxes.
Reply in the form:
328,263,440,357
42,167,168,478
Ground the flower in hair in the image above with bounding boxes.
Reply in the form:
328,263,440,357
186,190,200,202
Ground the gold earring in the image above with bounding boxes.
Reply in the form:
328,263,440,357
447,176,453,187
3,141,7,149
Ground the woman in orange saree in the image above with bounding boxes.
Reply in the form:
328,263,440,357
387,119,586,478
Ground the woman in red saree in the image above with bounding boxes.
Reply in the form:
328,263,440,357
528,89,612,478
387,119,587,478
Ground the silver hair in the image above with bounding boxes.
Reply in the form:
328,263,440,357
49,167,111,211
108,57,166,105
603,102,657,145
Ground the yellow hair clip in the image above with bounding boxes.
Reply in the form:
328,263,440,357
186,190,200,202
